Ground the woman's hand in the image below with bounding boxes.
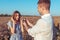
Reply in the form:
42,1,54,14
10,27,15,34
11,17,15,23
23,21,29,31
23,21,27,27
10,17,15,34
20,19,24,33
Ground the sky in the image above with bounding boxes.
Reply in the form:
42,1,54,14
0,0,60,16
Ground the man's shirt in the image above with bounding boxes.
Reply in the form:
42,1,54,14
27,14,53,40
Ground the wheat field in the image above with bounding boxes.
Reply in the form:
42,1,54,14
0,16,60,40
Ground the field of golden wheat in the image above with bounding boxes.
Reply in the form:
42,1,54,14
0,16,60,40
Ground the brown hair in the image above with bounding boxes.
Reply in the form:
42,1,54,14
12,10,21,23
38,0,51,10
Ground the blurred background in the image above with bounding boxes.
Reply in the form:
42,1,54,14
0,0,60,40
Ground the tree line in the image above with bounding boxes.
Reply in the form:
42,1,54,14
0,14,11,17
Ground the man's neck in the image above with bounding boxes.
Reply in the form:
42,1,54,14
41,13,49,16
41,10,50,16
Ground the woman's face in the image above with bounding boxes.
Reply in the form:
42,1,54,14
14,13,19,21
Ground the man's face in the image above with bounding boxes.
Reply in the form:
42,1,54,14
38,3,46,14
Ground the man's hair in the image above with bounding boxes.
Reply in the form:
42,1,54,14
38,0,51,10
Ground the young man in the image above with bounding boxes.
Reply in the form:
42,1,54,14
23,0,53,40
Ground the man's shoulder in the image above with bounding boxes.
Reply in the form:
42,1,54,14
37,18,46,22
37,18,47,24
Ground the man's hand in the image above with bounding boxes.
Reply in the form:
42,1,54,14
26,19,33,27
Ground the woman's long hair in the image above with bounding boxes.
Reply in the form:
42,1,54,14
12,10,21,24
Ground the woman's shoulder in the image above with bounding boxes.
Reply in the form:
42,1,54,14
7,20,13,27
7,20,11,24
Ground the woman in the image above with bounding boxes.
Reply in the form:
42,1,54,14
7,11,24,40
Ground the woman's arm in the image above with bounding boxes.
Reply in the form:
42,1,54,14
20,19,24,33
7,17,15,34
7,21,15,34
23,21,29,31
10,27,15,34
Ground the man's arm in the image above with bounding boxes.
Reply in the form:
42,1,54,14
23,19,41,37
23,19,48,37
26,19,33,27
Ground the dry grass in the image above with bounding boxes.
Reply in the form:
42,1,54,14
0,16,60,27
0,16,60,40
